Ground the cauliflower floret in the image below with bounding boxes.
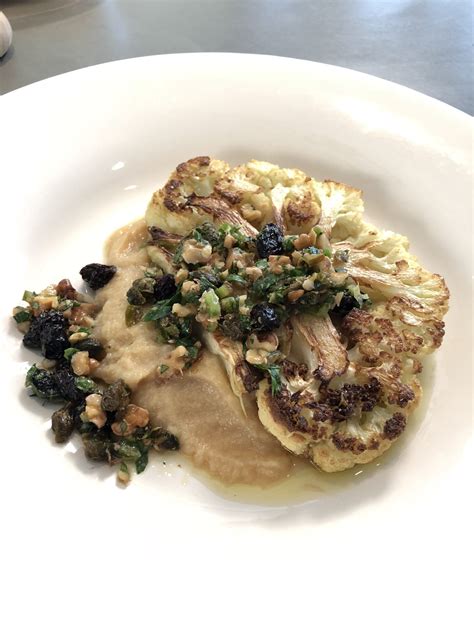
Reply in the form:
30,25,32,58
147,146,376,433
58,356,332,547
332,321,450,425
216,160,321,232
312,179,364,236
257,359,416,472
334,236,449,320
146,157,366,239
146,156,257,237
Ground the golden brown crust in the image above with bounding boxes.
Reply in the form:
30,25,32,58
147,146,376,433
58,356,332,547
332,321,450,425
286,197,315,228
383,412,407,440
332,433,367,454
235,361,261,393
176,156,210,174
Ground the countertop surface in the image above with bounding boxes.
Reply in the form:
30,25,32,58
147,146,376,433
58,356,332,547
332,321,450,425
0,0,472,114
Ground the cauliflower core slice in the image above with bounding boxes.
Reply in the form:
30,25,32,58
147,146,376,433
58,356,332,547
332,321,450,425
202,330,260,407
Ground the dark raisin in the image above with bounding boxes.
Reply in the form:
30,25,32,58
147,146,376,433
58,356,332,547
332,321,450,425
330,291,359,317
23,318,42,349
101,379,131,414
152,429,180,451
153,274,177,301
53,368,84,402
80,263,117,290
256,223,284,258
74,337,105,360
23,310,67,350
40,325,69,359
26,366,61,400
51,404,75,443
250,303,281,332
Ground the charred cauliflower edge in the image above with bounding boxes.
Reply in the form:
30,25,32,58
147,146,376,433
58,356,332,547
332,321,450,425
145,156,449,473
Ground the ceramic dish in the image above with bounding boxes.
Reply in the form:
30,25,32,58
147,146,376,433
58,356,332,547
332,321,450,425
0,54,471,631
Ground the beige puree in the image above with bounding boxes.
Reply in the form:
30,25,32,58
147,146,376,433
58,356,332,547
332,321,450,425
92,220,292,486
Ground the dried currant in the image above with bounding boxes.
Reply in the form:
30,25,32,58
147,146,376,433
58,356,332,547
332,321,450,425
23,310,67,350
153,274,176,301
53,367,84,402
250,303,281,332
330,291,359,317
40,325,69,359
80,263,117,290
256,223,284,259
74,337,105,360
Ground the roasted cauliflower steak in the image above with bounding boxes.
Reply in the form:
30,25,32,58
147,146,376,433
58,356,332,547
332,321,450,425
146,157,449,473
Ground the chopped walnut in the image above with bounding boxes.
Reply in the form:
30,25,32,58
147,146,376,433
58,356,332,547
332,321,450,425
68,331,89,344
245,348,269,366
302,277,315,291
85,394,107,429
245,266,263,281
226,248,252,271
172,303,197,317
175,268,189,283
125,404,149,428
111,404,150,436
40,359,57,370
71,351,99,376
181,280,200,295
268,255,292,274
223,234,236,249
318,257,332,273
316,232,331,251
34,295,59,313
238,294,250,315
71,351,91,376
182,239,212,264
294,232,316,250
69,303,98,327
288,289,304,302
166,345,189,373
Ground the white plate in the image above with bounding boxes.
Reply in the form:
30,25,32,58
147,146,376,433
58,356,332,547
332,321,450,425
0,54,471,631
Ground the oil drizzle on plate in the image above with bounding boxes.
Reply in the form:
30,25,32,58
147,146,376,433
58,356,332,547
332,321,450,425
165,356,435,507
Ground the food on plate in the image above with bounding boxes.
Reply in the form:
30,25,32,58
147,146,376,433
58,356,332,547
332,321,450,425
13,157,449,485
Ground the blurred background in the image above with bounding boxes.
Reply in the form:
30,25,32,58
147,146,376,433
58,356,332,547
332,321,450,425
0,0,472,113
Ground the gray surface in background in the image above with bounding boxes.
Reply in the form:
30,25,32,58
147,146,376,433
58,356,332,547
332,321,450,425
0,0,472,114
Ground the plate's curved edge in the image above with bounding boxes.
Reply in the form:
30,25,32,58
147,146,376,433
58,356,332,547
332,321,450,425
0,52,472,124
